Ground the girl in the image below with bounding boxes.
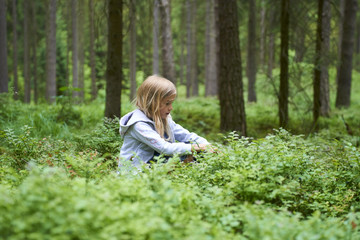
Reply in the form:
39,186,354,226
119,75,211,169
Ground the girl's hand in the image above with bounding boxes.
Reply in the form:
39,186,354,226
191,144,217,153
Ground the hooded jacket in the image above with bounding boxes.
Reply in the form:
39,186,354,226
119,109,209,168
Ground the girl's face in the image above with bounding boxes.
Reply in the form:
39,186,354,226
159,94,176,120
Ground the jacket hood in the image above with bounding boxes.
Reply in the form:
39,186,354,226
119,109,154,137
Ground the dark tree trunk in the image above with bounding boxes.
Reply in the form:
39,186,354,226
78,0,85,102
186,0,192,98
336,0,345,86
0,0,7,94
89,0,97,101
313,0,324,125
130,0,137,101
12,0,18,99
191,0,198,96
45,0,57,103
335,0,358,108
247,0,257,102
72,0,79,99
320,0,331,117
105,0,123,119
153,0,159,75
267,7,276,79
259,0,266,72
31,0,38,103
159,0,176,84
205,0,217,97
217,0,247,136
23,0,31,102
279,0,289,128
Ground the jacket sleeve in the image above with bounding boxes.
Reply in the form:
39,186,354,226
169,119,209,144
130,122,192,156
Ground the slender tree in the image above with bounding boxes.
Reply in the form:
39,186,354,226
247,0,257,102
191,0,198,96
205,0,217,96
159,0,176,83
45,0,57,103
0,0,7,94
320,0,331,116
23,0,31,102
105,0,123,119
279,0,289,128
78,0,85,101
89,0,97,101
259,0,266,71
130,0,137,100
31,0,38,103
12,0,18,98
72,0,79,99
217,0,247,135
186,0,192,97
153,0,160,75
335,0,358,108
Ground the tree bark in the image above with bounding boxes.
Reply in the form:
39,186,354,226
279,0,289,128
159,0,176,84
89,0,97,101
23,0,31,102
72,0,79,99
247,0,257,102
335,0,358,108
31,0,38,103
12,0,18,98
45,0,57,103
191,0,198,96
105,0,123,119
217,0,247,136
320,0,331,117
153,0,160,75
259,0,266,72
130,0,137,101
205,0,217,97
186,0,192,98
0,0,7,94
78,0,85,102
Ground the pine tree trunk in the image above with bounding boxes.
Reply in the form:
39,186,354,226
217,0,247,136
153,0,159,75
313,0,324,124
279,0,289,128
259,0,266,72
186,0,192,98
336,0,345,86
191,0,198,96
159,0,176,84
78,0,85,102
105,0,123,119
72,0,79,100
0,0,7,94
23,0,31,102
31,0,38,103
247,0,257,102
335,0,358,108
45,0,57,103
130,0,137,101
12,0,18,98
320,0,331,117
89,0,97,101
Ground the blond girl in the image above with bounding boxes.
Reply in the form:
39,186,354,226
119,75,210,169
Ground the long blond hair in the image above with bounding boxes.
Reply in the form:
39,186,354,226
135,75,176,139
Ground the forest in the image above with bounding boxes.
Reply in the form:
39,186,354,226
1,0,360,239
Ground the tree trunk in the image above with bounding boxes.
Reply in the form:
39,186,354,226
191,0,198,96
205,0,217,97
89,0,97,101
31,0,38,103
45,0,57,103
313,0,324,124
159,0,176,84
259,0,266,72
72,0,79,100
279,0,289,128
336,0,345,86
153,0,160,75
23,0,31,102
186,0,192,98
267,7,276,79
320,0,331,117
247,0,257,102
78,0,85,102
105,0,123,119
217,0,247,136
130,0,137,101
335,0,357,108
0,0,7,94
12,0,18,99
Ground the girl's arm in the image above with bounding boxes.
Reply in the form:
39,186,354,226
169,118,209,145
